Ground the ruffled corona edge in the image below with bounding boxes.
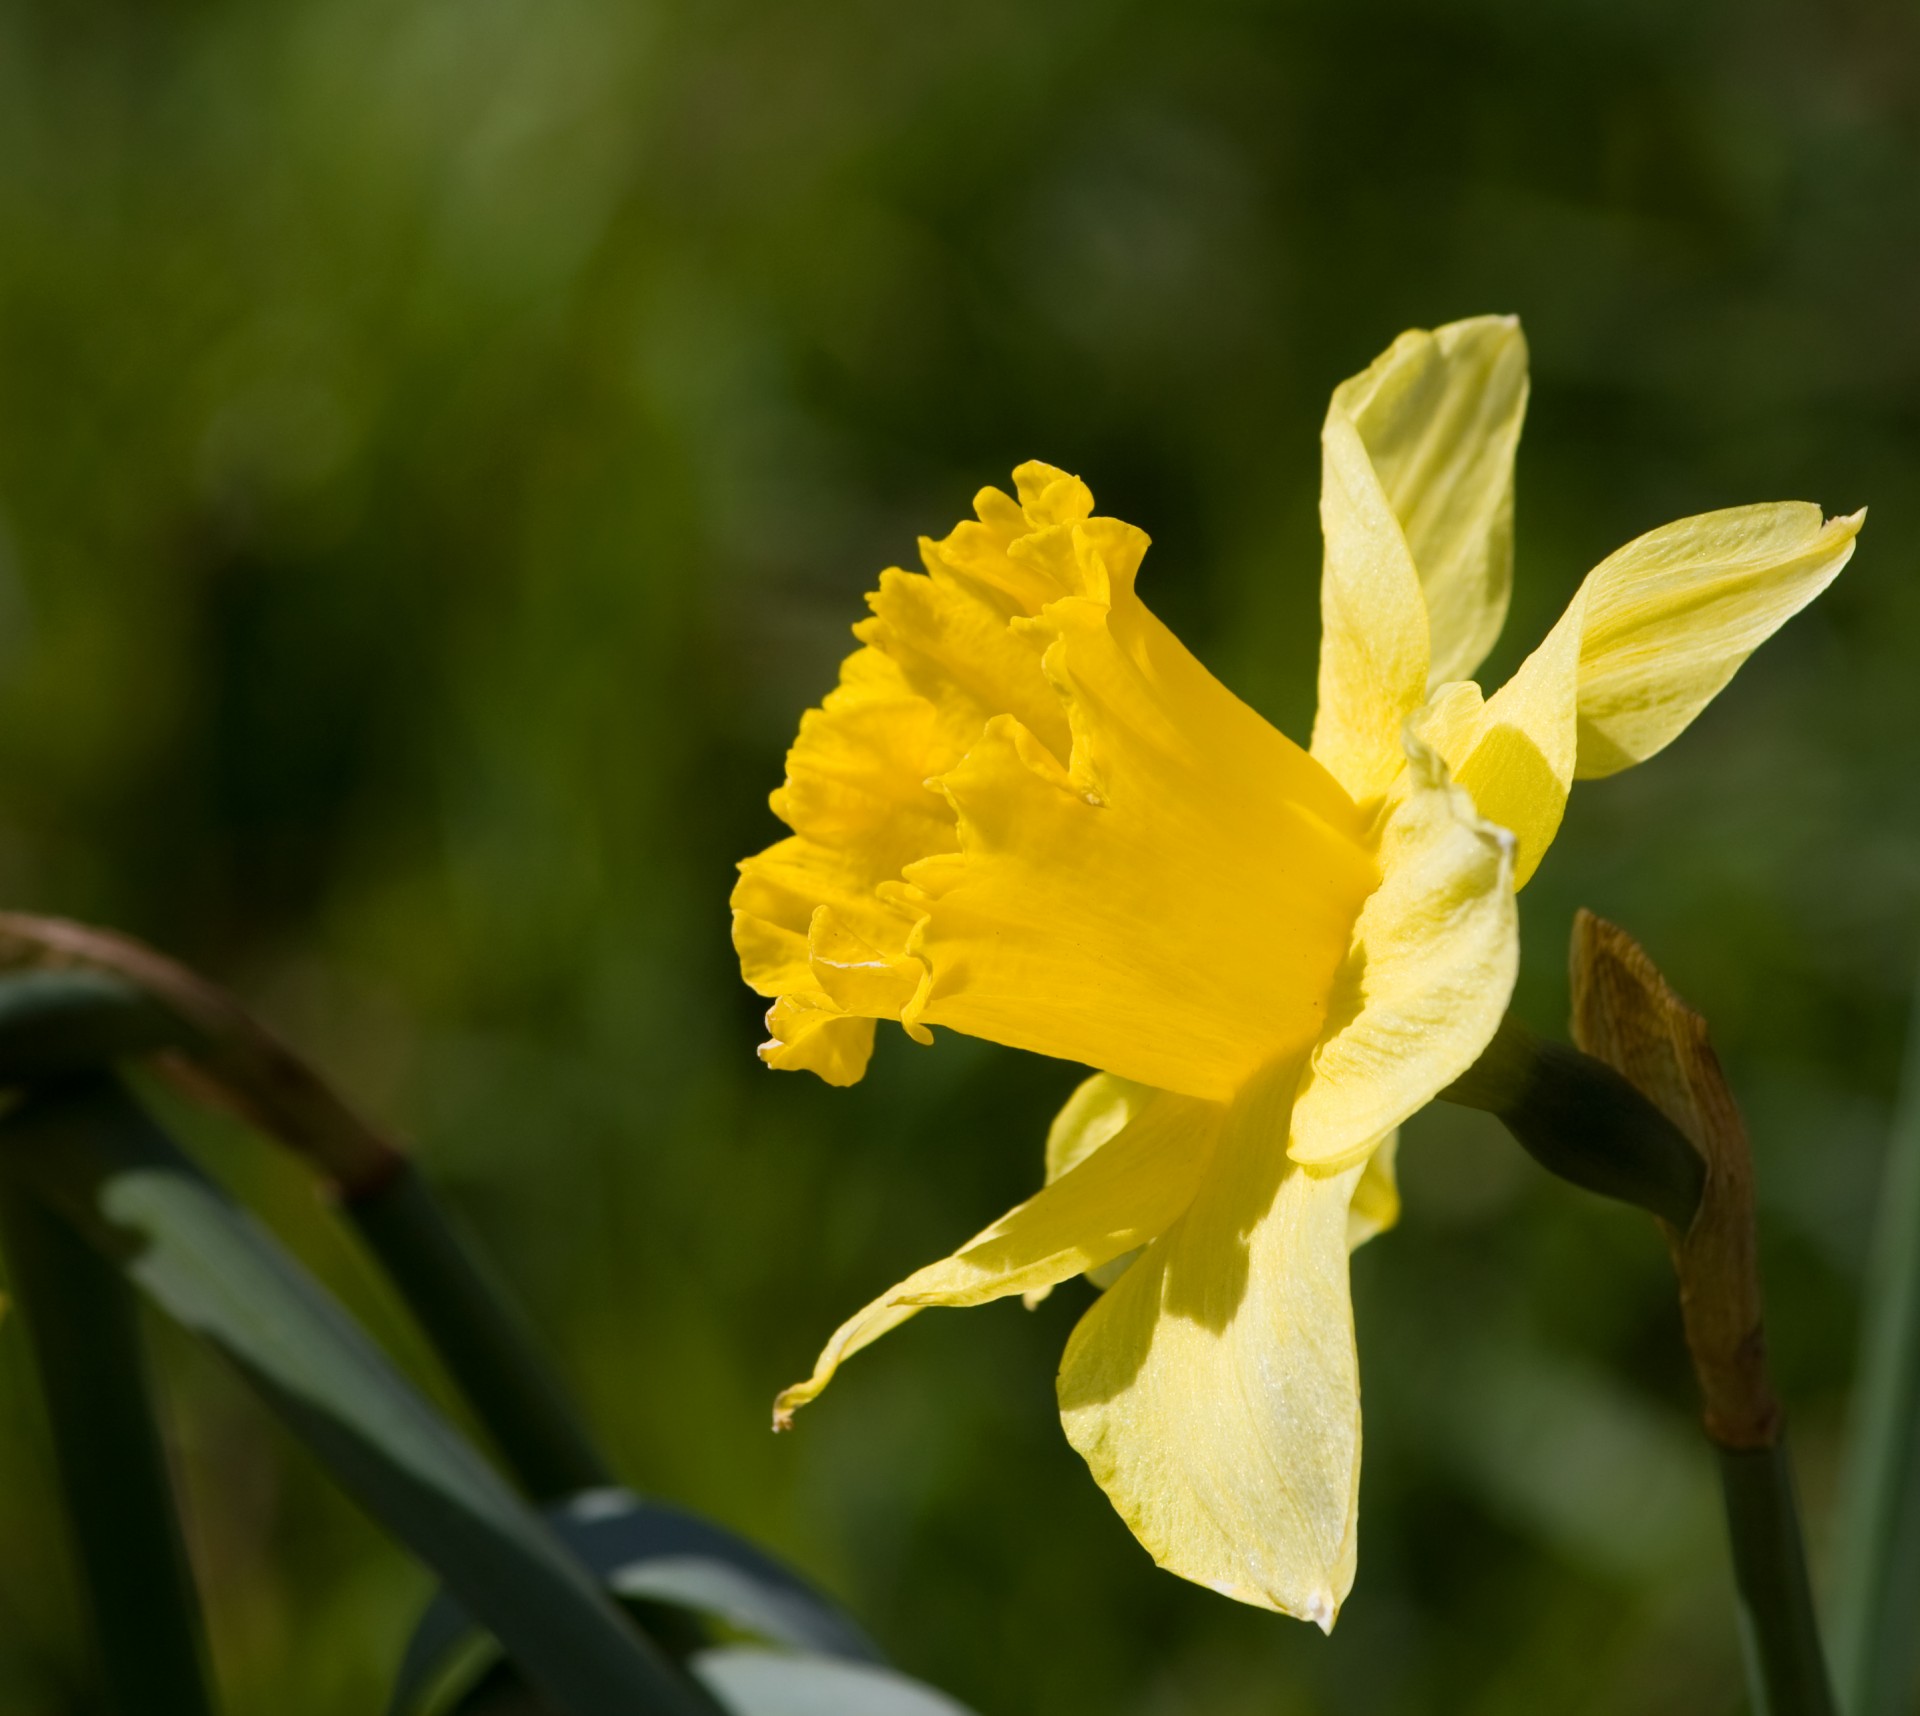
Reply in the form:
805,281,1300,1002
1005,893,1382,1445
730,463,1148,1084
732,464,1378,1097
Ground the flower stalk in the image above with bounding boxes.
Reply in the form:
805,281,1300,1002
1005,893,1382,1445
1447,914,1834,1712
1568,911,1831,1716
1719,1442,1838,1716
1440,1012,1705,1228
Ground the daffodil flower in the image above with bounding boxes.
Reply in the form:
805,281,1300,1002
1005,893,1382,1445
732,316,1861,1628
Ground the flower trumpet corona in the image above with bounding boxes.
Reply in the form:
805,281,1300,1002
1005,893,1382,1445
732,316,1862,1627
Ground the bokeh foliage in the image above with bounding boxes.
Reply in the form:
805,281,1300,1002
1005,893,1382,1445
0,0,1917,1710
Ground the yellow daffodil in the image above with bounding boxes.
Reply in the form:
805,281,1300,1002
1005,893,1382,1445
732,316,1861,1628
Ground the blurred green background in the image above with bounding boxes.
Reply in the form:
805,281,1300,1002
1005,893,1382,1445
0,0,1916,1710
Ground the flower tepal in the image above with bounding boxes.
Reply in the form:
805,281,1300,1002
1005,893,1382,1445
734,314,1862,1627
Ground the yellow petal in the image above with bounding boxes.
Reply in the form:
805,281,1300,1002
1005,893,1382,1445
758,996,874,1086
1057,1057,1364,1627
1425,503,1863,888
1309,383,1430,804
1346,1130,1400,1251
1421,650,1574,893
774,1086,1219,1426
906,589,1375,1101
1042,1072,1156,1183
1023,1072,1158,1307
1288,737,1518,1169
1309,316,1529,801
1573,503,1863,777
804,905,923,1019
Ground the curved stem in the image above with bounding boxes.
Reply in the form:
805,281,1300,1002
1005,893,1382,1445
346,1162,614,1501
1440,1013,1705,1227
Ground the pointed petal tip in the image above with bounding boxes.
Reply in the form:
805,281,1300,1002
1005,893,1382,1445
1202,1578,1342,1633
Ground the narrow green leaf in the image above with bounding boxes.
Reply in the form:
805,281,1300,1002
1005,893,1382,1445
690,1648,979,1716
0,1174,215,1716
1832,958,1920,1716
390,1489,884,1716
0,1075,717,1716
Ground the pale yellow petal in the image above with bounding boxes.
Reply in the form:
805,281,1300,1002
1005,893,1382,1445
1042,1072,1156,1184
1572,503,1862,777
1058,1057,1364,1627
907,590,1374,1101
774,1087,1219,1426
1346,1130,1400,1251
1310,316,1534,801
1345,317,1530,686
1309,387,1431,804
1428,616,1579,891
1288,737,1519,1169
1023,1072,1158,1307
1423,502,1863,889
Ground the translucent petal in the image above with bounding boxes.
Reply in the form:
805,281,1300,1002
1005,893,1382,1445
1043,1072,1156,1184
1288,738,1519,1169
1309,388,1430,804
1057,1058,1365,1627
906,593,1374,1101
1346,1130,1400,1251
1024,1072,1156,1308
1422,503,1863,887
773,1086,1219,1426
1573,503,1863,777
1347,317,1529,685
1309,316,1529,800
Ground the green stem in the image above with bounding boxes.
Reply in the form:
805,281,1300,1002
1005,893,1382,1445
1831,961,1920,1716
1441,1014,1705,1227
1451,1007,1836,1713
345,1162,614,1501
1719,1441,1838,1716
0,1171,216,1716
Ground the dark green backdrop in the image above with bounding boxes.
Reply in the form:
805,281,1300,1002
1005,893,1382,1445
0,1,1915,1710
